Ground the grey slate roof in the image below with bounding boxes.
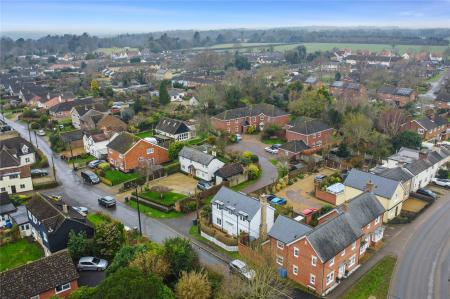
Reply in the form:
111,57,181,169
404,159,432,175
344,169,402,199
179,146,215,166
215,163,244,179
288,117,332,135
377,167,414,182
346,193,385,227
306,213,362,262
0,149,20,168
106,132,137,154
0,250,79,299
213,103,288,120
427,151,445,165
60,130,84,143
9,206,29,225
212,186,261,219
268,215,312,244
0,136,35,157
155,117,190,135
415,118,438,131
279,140,310,153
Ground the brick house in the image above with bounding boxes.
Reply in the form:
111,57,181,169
329,81,367,99
0,250,79,299
211,103,290,134
285,117,334,150
106,132,169,173
376,86,416,107
277,140,314,160
265,192,384,296
400,117,448,141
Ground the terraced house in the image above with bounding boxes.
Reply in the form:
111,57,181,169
211,103,290,133
376,86,416,107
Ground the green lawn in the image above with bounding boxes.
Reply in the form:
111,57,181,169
187,136,207,145
0,240,44,271
189,225,240,259
126,200,183,218
86,212,112,226
139,190,186,207
231,179,258,192
66,154,96,165
342,256,397,299
104,169,141,185
135,130,153,138
262,138,284,145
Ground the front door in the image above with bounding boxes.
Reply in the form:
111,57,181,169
338,264,345,278
11,185,16,194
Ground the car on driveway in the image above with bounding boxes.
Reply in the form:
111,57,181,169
270,196,287,206
431,178,450,188
31,168,48,177
416,188,437,199
197,180,213,191
264,145,279,154
98,196,116,208
37,129,46,136
78,257,108,271
73,206,89,215
88,159,105,169
229,259,255,280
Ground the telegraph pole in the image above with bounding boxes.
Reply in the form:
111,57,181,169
134,184,142,236
68,142,75,170
51,154,57,183
34,131,39,149
27,122,32,143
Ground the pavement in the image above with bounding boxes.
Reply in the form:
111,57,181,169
226,134,278,193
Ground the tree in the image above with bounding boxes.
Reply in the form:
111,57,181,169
342,113,373,152
67,230,89,261
106,244,147,275
378,108,406,137
93,267,174,299
47,56,57,63
336,142,350,158
175,271,212,299
234,53,250,70
168,141,186,160
130,57,141,63
133,97,144,113
163,237,199,278
392,131,422,151
288,86,332,118
130,246,170,279
246,163,261,179
93,221,125,261
193,31,201,47
367,131,392,160
90,79,99,95
284,46,307,64
159,81,170,105
68,286,97,299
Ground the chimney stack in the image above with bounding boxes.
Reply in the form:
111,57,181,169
259,195,268,240
366,180,374,193
62,204,68,214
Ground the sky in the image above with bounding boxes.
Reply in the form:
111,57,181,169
1,0,450,37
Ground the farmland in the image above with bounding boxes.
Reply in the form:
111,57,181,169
96,47,139,55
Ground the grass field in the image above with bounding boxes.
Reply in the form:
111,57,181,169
0,240,44,271
126,200,182,218
96,47,139,55
197,42,448,54
342,255,397,299
139,190,186,207
104,169,141,185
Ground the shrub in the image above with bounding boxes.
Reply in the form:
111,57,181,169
200,224,216,237
30,122,40,130
247,163,261,179
164,161,180,175
98,162,110,170
246,125,256,134
33,181,58,190
107,244,148,275
176,271,212,299
164,237,200,278
215,233,238,246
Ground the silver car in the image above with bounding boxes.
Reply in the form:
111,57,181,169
77,257,108,271
229,259,256,280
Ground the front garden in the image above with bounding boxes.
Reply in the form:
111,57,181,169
138,189,187,207
103,169,141,185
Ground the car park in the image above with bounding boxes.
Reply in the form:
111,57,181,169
88,159,105,169
416,188,437,199
270,196,287,206
31,168,49,177
98,196,116,208
37,129,46,136
229,259,255,280
77,257,108,271
81,170,100,184
197,180,213,191
431,178,450,188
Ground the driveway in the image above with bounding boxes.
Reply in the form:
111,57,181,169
146,173,197,196
226,134,278,193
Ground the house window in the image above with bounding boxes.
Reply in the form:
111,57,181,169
375,216,380,224
277,241,285,250
293,247,299,257
418,128,424,134
55,282,71,293
235,127,239,132
25,157,30,163
276,255,284,266
317,132,321,138
216,218,222,225
311,255,317,266
310,274,316,285
235,119,239,123
260,115,264,120
20,184,25,189
42,232,48,242
329,257,335,267
9,174,18,179
326,271,335,285
0,188,5,192
146,148,154,154
341,249,346,256
349,255,356,267
352,242,357,251
293,265,299,275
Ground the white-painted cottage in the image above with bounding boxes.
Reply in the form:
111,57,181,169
83,132,118,159
178,146,224,182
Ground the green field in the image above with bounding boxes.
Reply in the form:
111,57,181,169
96,47,139,55
197,42,448,54
0,240,44,271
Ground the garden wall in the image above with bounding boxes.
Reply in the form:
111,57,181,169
200,231,238,252
130,195,173,212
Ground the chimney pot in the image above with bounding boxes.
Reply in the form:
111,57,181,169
366,180,375,193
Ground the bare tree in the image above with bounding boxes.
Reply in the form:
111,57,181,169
378,108,406,137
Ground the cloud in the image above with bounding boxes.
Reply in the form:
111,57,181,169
399,10,425,17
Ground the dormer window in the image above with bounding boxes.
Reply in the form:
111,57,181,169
22,145,29,154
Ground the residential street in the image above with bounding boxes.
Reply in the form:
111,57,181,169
420,69,449,100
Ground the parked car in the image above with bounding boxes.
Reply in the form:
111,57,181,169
416,188,437,199
314,174,327,183
264,145,279,154
303,208,318,216
197,180,213,191
235,134,242,142
98,196,116,208
270,197,287,206
77,257,108,271
229,259,255,280
88,159,105,169
81,170,100,184
31,168,48,177
73,206,88,214
48,195,63,201
37,129,46,136
432,178,450,188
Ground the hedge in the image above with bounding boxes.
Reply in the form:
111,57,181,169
33,181,59,190
163,161,180,175
32,149,49,169
100,177,113,186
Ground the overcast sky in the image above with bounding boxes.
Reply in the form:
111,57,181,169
2,0,450,36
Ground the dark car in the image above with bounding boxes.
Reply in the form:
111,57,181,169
88,159,105,169
31,168,49,177
197,181,213,191
81,170,100,184
98,196,116,208
416,188,437,199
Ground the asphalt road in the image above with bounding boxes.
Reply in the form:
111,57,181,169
2,116,226,268
390,192,450,299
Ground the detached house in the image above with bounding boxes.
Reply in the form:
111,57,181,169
107,132,169,173
0,250,79,299
211,103,290,133
286,117,334,149
83,132,118,159
179,146,225,182
155,117,196,141
26,194,94,255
